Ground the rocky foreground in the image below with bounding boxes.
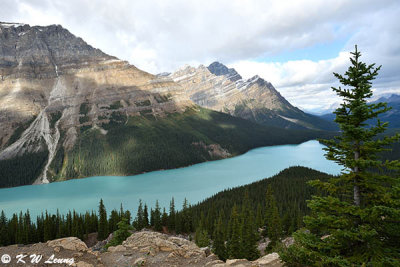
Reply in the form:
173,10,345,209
0,231,282,266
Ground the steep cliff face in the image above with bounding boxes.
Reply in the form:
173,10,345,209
169,62,336,131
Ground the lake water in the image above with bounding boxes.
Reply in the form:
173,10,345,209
0,140,341,218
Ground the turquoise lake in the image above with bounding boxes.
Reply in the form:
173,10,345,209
0,140,341,218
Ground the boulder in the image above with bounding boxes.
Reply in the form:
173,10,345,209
47,237,88,252
252,252,282,266
225,259,252,266
107,245,126,252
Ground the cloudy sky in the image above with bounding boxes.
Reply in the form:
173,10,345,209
1,0,399,113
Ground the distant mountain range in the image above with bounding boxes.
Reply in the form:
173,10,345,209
319,94,400,128
0,22,333,188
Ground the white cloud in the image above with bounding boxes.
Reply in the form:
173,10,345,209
0,0,399,112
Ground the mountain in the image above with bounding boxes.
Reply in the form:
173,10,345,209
0,23,326,188
168,62,337,131
319,94,400,128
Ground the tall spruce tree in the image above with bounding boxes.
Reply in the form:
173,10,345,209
168,197,176,231
241,190,260,260
105,218,133,248
266,197,281,252
280,46,400,266
153,200,162,231
143,204,149,228
135,199,144,230
227,205,242,259
0,211,8,246
213,211,227,261
98,199,108,240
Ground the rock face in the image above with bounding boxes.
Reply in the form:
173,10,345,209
47,237,88,252
168,62,336,131
0,22,192,185
207,61,242,82
0,231,283,266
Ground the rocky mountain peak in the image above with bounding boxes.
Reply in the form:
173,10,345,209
207,61,242,82
0,22,114,75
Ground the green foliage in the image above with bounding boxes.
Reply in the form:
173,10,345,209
213,212,227,261
280,46,400,266
227,205,242,258
195,227,210,248
153,200,162,232
105,218,133,249
188,167,332,242
265,186,282,252
168,198,176,231
0,151,48,187
133,199,145,230
98,199,108,240
240,191,260,260
108,100,123,110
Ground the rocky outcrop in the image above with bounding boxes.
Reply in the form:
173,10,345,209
47,237,88,252
104,231,283,266
0,231,283,266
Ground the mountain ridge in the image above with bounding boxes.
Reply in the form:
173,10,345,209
319,94,400,128
168,61,337,131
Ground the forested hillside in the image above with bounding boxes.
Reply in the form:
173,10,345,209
48,107,330,182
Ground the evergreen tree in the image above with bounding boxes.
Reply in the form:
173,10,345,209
168,197,176,231
0,211,8,246
161,207,168,227
98,199,108,240
43,211,51,242
181,198,192,233
23,210,32,243
280,46,400,266
108,209,119,233
227,205,241,259
255,203,264,229
240,190,260,260
134,199,144,230
266,197,281,252
105,218,133,248
213,212,227,261
281,211,291,236
153,200,162,231
263,185,274,236
124,210,131,225
143,204,149,228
